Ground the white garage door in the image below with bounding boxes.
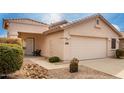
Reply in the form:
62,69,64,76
70,36,107,60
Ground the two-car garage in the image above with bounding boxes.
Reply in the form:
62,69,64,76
70,36,107,60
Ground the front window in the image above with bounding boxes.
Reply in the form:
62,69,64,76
96,19,99,25
111,38,116,49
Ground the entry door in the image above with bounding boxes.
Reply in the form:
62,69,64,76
25,38,34,55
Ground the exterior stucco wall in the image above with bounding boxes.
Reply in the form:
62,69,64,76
66,18,119,38
41,31,64,59
7,22,48,38
63,17,120,60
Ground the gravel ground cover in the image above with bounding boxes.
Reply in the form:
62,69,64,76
9,64,118,79
47,65,119,79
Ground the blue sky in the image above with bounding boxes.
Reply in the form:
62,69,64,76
0,13,124,37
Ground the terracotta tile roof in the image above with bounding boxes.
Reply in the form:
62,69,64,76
3,18,48,26
45,13,122,36
49,20,68,28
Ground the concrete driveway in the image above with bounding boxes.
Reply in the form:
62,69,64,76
79,58,124,79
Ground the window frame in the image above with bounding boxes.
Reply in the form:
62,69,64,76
96,19,100,25
111,38,116,49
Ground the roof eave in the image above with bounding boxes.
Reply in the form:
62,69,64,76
3,18,48,26
98,15,122,37
43,26,64,35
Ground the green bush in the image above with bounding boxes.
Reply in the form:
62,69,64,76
116,49,124,58
49,56,60,63
0,38,22,46
0,44,23,75
70,58,79,73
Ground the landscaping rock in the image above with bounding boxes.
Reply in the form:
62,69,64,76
22,64,48,79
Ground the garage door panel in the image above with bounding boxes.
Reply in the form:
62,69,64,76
71,36,107,60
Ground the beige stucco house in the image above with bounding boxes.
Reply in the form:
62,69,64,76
3,14,123,61
119,32,124,49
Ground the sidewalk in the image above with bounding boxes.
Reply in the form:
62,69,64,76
25,57,69,70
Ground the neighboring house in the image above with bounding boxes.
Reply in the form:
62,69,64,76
3,14,123,60
119,32,124,49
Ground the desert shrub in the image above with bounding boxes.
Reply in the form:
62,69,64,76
70,58,79,73
0,38,22,46
116,49,124,58
49,56,60,63
0,44,23,76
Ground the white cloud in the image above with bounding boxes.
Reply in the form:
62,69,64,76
112,24,120,31
41,13,64,24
